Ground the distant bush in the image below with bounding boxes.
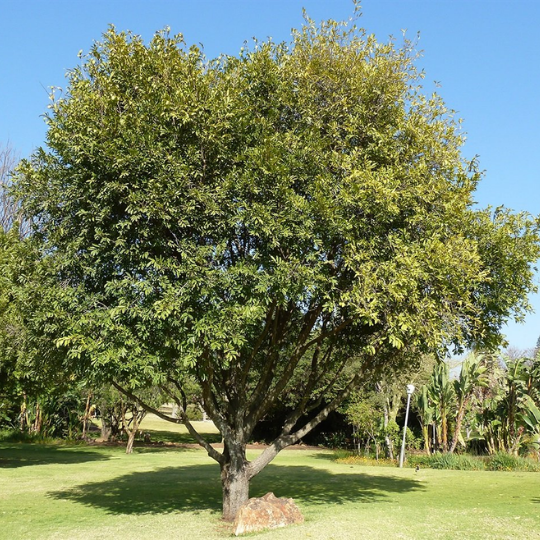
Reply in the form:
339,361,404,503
337,450,540,472
426,453,484,471
185,404,203,422
334,451,397,467
0,429,57,444
486,452,540,472
321,431,350,449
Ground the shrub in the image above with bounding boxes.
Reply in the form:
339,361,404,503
0,428,56,444
322,431,349,449
334,451,397,467
486,452,540,472
427,453,484,471
334,449,540,472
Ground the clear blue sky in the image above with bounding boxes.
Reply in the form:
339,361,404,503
1,0,539,351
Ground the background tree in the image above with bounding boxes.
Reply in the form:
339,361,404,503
449,352,488,453
13,18,540,520
0,143,28,237
343,391,383,457
94,384,164,453
375,354,434,458
414,384,434,454
428,361,454,452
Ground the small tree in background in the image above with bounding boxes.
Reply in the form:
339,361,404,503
343,391,383,457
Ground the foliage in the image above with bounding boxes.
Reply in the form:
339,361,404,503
0,142,28,236
343,391,383,454
414,383,433,454
428,360,454,451
20,385,88,439
0,225,87,437
449,352,487,453
419,452,484,471
473,354,540,456
12,14,540,519
334,451,397,467
95,384,164,452
486,451,540,472
406,451,540,472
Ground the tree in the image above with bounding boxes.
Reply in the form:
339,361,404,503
0,228,36,426
0,143,28,237
428,361,454,452
375,355,434,458
94,384,163,453
13,18,540,520
414,384,434,454
0,226,86,435
343,391,383,457
449,352,487,453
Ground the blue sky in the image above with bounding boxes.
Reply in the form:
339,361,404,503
1,0,539,351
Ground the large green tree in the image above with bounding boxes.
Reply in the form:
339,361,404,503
14,18,540,519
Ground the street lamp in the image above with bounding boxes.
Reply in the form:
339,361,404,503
399,384,415,468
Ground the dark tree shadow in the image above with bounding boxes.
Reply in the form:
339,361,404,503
0,444,112,469
253,464,424,505
50,464,223,515
532,498,540,504
49,463,424,515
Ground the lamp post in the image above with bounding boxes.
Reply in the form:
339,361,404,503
399,384,415,468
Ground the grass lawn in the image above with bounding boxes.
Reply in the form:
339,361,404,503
138,414,223,445
2,424,540,539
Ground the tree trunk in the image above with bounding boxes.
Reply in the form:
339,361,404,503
449,402,468,454
422,424,430,455
126,429,137,454
82,392,92,440
33,403,42,433
100,418,111,440
220,440,250,521
441,405,448,452
125,408,145,454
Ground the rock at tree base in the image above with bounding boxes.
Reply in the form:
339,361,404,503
233,492,304,536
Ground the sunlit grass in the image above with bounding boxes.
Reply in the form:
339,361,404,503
2,416,540,539
138,414,222,445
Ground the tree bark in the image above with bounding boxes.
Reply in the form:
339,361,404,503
126,429,137,454
441,404,448,452
82,392,92,439
382,400,394,459
100,418,111,440
449,401,468,454
422,424,430,455
220,440,250,521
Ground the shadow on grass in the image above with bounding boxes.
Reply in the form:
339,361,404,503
0,444,112,468
49,463,424,515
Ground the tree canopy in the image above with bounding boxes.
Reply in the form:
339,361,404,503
13,16,540,519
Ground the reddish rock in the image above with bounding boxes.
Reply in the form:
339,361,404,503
233,492,304,536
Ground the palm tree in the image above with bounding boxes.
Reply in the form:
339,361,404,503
428,361,454,452
414,384,433,454
449,352,487,453
520,394,540,459
504,357,529,454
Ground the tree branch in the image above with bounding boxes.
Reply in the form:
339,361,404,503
247,347,382,479
111,381,224,464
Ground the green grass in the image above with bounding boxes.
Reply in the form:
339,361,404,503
138,415,223,445
2,423,540,539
